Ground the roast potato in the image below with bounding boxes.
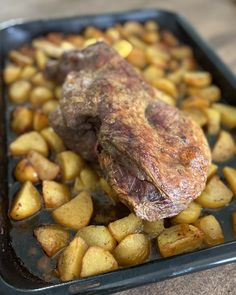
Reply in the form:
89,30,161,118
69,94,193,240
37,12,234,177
108,213,143,242
196,175,233,208
99,177,118,203
74,168,99,193
9,80,31,103
213,103,236,128
14,159,39,183
42,100,59,114
80,246,118,277
20,65,37,79
212,130,235,162
3,64,21,84
52,191,93,230
113,233,150,266
187,85,221,102
10,181,41,220
157,224,203,257
204,108,221,135
232,212,236,235
34,224,71,257
11,107,33,134
142,219,164,238
207,163,218,180
41,127,65,153
30,86,54,106
223,166,236,195
33,111,49,131
183,71,211,87
171,202,202,224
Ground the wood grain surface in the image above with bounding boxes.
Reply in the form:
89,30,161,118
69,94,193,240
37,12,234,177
1,0,236,294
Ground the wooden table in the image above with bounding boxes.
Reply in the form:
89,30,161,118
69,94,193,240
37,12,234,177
1,0,236,294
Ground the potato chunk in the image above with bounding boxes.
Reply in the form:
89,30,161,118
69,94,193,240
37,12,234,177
9,80,31,103
172,202,202,224
142,220,164,238
42,180,71,208
10,131,48,157
113,233,150,266
183,71,211,87
34,225,71,257
52,191,93,230
74,168,98,193
108,213,143,242
213,103,236,128
80,246,118,277
187,85,221,102
204,108,220,135
56,151,84,182
212,130,235,162
4,64,21,84
232,212,236,235
30,86,53,106
33,111,49,131
42,100,59,114
10,181,41,220
207,163,218,180
182,108,207,127
11,107,34,134
77,225,116,251
27,150,60,181
157,224,203,257
41,127,65,153
58,236,88,281
223,166,236,195
196,176,233,208
194,215,224,246
14,159,39,183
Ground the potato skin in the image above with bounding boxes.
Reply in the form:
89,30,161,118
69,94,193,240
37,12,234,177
171,202,201,224
112,233,150,266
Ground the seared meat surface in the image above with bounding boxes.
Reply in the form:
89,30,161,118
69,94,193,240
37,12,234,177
46,42,211,221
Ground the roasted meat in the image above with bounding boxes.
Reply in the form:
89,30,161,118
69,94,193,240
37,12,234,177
45,42,211,221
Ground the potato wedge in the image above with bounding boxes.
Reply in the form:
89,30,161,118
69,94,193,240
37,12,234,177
108,213,143,242
35,49,48,70
42,180,71,208
4,64,21,84
56,151,84,182
27,150,60,181
172,202,202,224
127,48,147,69
30,86,54,106
204,108,221,135
153,78,177,98
196,175,233,208
113,40,133,58
157,224,203,257
207,163,218,180
187,85,221,102
232,212,236,235
52,191,93,230
77,225,116,251
41,127,65,153
194,215,224,246
81,246,118,277
10,181,41,220
11,107,33,134
33,111,49,131
10,131,48,157
212,130,235,162
20,65,37,79
181,96,210,110
213,103,236,128
142,220,164,238
42,100,59,114
143,65,164,84
223,166,236,195
34,225,71,257
74,168,98,193
58,236,88,281
9,50,33,66
31,72,55,89
113,233,150,266
9,80,31,103
183,71,211,87
182,108,207,127
14,159,39,183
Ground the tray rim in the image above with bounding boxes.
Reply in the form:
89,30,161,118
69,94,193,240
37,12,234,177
1,8,236,295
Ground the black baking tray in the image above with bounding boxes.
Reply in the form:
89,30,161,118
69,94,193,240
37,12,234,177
1,9,236,295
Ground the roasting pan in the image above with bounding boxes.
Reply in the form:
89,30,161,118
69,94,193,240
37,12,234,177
1,9,236,295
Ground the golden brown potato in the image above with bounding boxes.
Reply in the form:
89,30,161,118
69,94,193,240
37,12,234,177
58,236,88,281
54,86,62,100
187,85,221,102
232,212,236,235
10,181,41,220
99,178,119,204
27,150,60,181
194,215,224,246
31,72,55,89
182,108,207,127
145,20,159,31
142,220,164,238
32,39,63,58
108,213,143,242
41,127,65,153
196,175,233,208
9,50,33,66
171,202,202,224
142,30,159,44
166,68,185,85
113,40,133,58
10,131,48,157
113,233,150,266
77,225,117,251
42,180,71,208
126,48,147,69
143,65,164,84
145,47,169,68
11,107,33,134
170,45,193,59
80,246,118,277
204,108,221,135
14,159,39,183
212,103,236,128
207,163,218,180
157,224,203,257
42,100,59,114
183,71,211,87
153,78,177,98
155,89,176,106
181,96,209,110
223,166,236,195
30,86,54,106
212,130,235,162
4,64,21,84
52,191,93,230
34,225,71,257
20,66,37,79
74,168,99,193
56,151,84,182
9,80,31,103
33,111,49,131
35,49,48,70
